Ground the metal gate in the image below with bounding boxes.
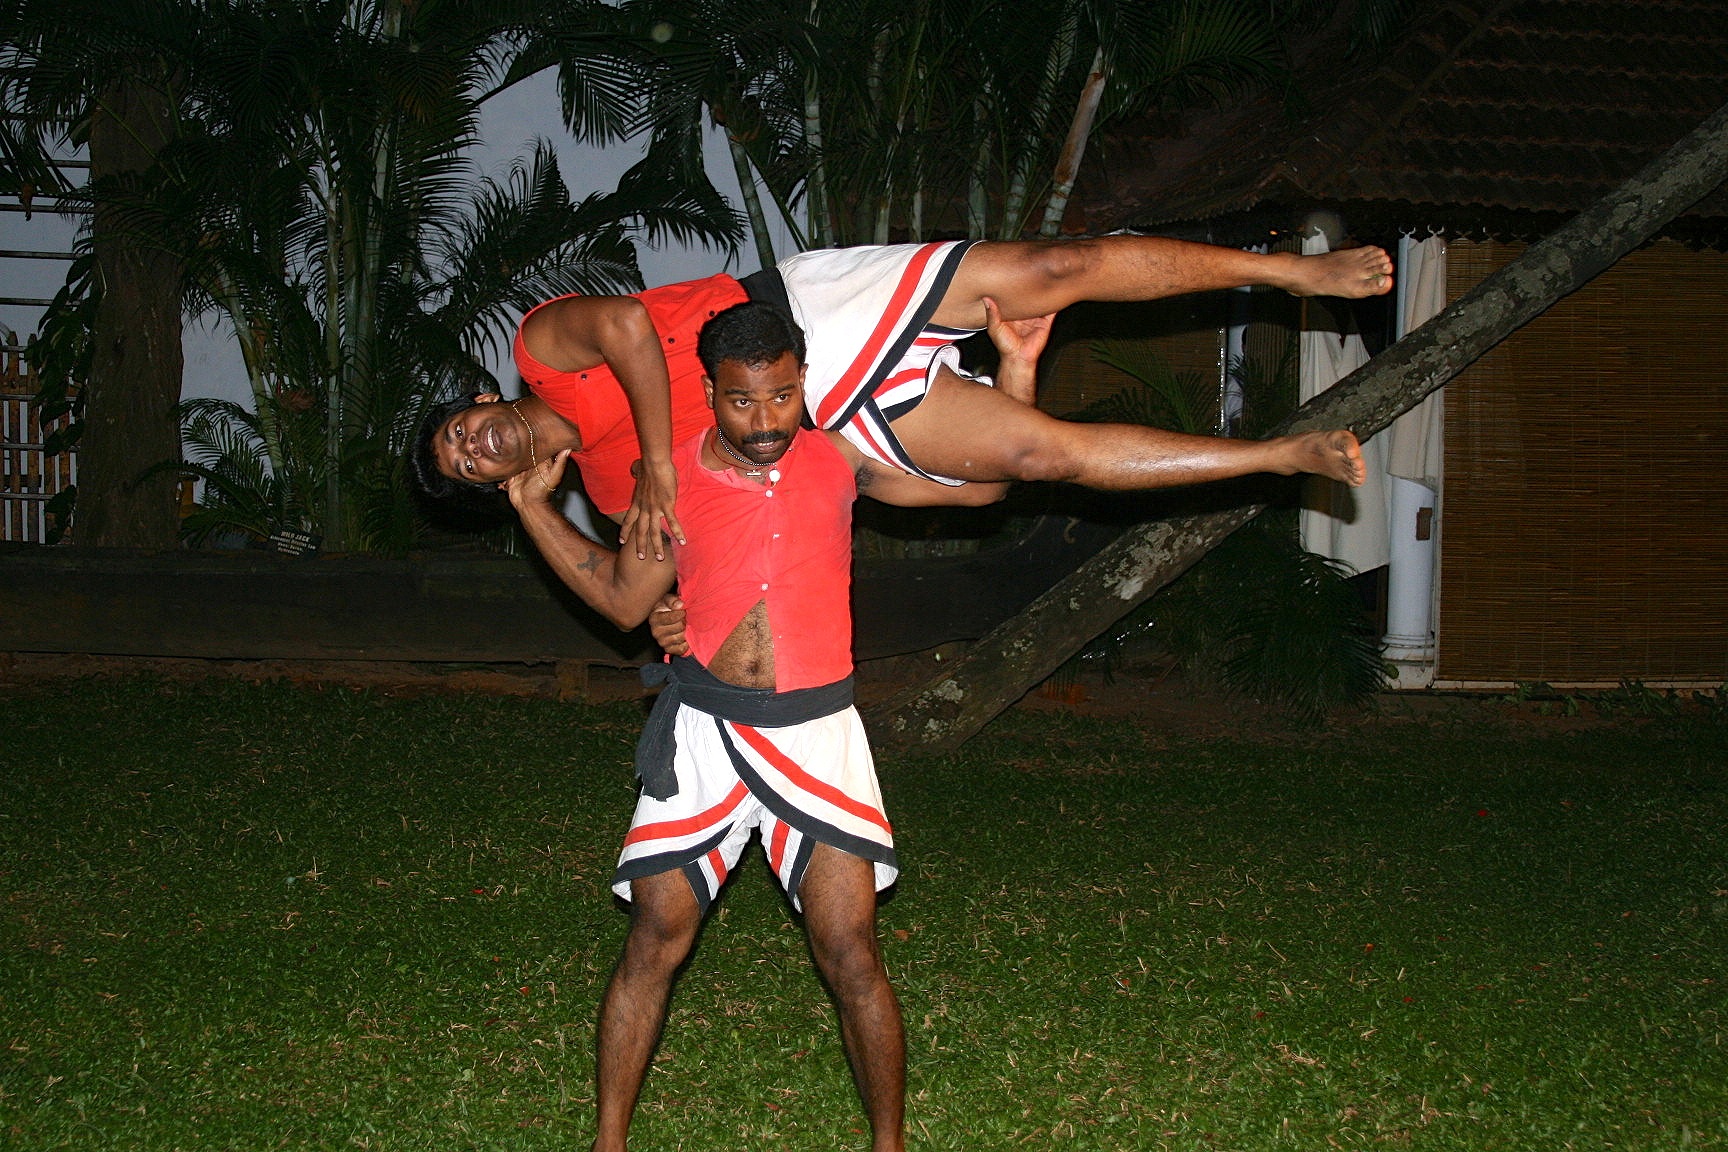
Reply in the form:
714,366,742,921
1,334,75,543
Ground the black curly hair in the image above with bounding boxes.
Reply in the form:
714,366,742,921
409,395,512,524
696,300,806,377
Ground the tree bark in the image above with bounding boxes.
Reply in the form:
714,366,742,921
1038,47,1107,239
78,77,184,549
870,97,1728,754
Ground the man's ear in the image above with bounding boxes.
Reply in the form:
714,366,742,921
475,392,503,404
701,374,715,409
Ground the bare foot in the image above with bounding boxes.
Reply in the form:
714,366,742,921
1278,246,1394,299
1276,429,1366,486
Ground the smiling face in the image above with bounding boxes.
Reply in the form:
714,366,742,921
704,353,807,468
433,395,530,485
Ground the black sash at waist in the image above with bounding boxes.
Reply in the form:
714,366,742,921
634,656,856,800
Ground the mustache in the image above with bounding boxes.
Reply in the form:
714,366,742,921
741,430,789,446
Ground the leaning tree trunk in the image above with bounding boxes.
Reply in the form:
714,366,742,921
872,97,1728,755
77,76,184,549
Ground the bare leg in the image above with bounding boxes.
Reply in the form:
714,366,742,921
800,844,904,1152
889,367,1366,489
593,870,702,1152
932,237,1394,328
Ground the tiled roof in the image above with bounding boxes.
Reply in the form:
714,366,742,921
1070,0,1728,245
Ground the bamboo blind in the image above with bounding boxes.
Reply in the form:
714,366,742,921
1,338,76,544
1438,239,1728,683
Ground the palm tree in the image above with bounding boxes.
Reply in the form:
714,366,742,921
0,0,213,548
5,0,741,551
622,0,1292,257
177,0,740,551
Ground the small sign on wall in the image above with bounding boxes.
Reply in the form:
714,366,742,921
267,528,320,556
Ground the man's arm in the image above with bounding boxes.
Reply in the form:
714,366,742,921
503,450,676,629
520,295,686,561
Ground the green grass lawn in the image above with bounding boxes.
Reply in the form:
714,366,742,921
2,675,1725,1149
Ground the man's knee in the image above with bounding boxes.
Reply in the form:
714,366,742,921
947,480,1007,507
996,426,1082,484
809,920,886,994
1017,239,1104,290
621,875,701,969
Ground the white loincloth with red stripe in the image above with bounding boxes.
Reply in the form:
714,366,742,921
612,702,897,913
778,240,990,484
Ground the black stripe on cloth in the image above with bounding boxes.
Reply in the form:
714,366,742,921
784,832,817,905
739,266,793,316
853,400,937,480
613,825,732,913
716,718,898,873
876,393,923,425
682,860,717,913
830,240,977,430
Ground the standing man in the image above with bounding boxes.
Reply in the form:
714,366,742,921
509,301,1017,1152
414,236,1381,557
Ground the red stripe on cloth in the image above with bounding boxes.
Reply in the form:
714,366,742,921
815,243,943,427
848,415,898,468
768,818,790,873
879,366,926,391
706,847,729,886
731,723,892,835
622,780,750,847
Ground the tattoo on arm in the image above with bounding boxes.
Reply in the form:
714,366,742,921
578,548,603,575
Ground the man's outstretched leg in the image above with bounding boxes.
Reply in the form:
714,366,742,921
800,844,905,1152
933,236,1394,330
888,365,1366,491
593,869,701,1152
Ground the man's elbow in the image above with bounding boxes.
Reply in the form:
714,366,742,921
599,602,650,631
599,587,660,632
599,296,655,347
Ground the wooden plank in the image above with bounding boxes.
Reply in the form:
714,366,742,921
0,514,1113,667
0,545,652,663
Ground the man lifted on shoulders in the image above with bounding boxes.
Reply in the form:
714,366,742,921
416,235,1382,557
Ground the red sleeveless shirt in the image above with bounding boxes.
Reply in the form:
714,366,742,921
670,427,856,691
513,275,749,516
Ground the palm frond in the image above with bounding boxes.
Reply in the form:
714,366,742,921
1085,342,1218,437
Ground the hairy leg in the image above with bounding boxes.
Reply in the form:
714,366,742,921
593,870,702,1152
800,844,904,1152
932,238,1394,328
889,368,1365,490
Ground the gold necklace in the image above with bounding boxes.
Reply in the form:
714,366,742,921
510,399,555,494
509,400,539,469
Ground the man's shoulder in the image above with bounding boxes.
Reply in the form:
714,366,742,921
788,430,857,506
636,273,748,311
672,428,711,481
793,427,853,472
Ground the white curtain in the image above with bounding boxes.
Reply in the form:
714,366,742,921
1298,233,1388,574
1382,235,1447,669
1387,235,1447,488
